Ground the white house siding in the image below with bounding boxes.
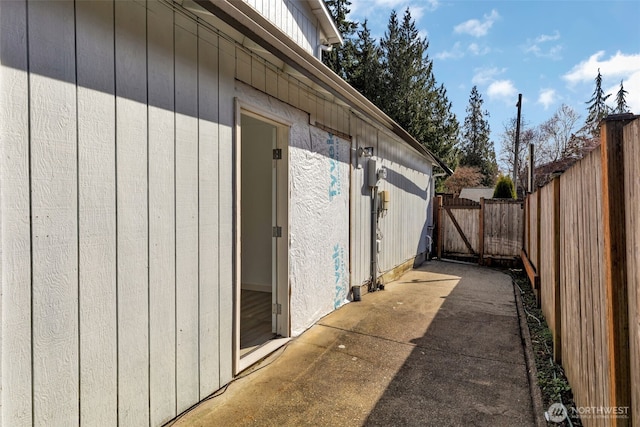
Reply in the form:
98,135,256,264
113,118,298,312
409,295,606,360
349,120,434,287
242,0,318,56
376,133,433,273
0,0,436,425
1,1,235,425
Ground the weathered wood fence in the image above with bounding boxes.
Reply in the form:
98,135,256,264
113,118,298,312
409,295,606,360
435,196,523,265
522,115,639,427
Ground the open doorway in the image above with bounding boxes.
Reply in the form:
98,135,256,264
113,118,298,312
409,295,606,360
236,110,290,373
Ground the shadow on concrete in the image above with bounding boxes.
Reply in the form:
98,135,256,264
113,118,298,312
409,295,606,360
170,261,535,427
362,262,534,427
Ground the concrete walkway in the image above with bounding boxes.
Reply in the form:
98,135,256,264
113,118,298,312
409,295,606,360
171,261,535,427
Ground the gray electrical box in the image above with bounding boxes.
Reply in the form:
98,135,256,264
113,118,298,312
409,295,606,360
368,158,377,187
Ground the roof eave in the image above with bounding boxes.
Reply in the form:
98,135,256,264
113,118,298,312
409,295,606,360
309,0,343,45
195,0,450,174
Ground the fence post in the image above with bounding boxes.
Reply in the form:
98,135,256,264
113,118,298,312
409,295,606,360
478,197,484,265
535,190,542,307
551,177,562,363
601,115,634,426
436,195,443,260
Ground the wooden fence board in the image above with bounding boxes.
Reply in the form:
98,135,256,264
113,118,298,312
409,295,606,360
483,200,523,257
439,199,522,261
441,207,479,255
624,119,640,426
529,116,638,427
601,117,633,426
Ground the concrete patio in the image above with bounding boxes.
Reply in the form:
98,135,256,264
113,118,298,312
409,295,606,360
169,261,535,426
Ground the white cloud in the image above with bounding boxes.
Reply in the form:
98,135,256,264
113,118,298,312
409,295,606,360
468,43,490,56
563,51,640,113
435,42,464,60
350,0,439,16
604,71,640,113
454,9,500,37
563,51,640,85
523,31,562,60
535,31,560,44
537,88,558,110
472,67,506,85
487,80,517,102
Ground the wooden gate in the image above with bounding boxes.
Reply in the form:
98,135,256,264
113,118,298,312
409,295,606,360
434,196,523,264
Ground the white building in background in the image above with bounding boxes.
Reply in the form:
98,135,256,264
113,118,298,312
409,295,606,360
0,0,449,425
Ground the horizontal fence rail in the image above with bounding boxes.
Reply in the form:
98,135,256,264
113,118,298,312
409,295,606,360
522,115,639,427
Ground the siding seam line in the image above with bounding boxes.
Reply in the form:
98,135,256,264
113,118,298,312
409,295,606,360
145,1,151,425
26,0,35,423
113,1,119,424
73,1,81,424
172,6,178,417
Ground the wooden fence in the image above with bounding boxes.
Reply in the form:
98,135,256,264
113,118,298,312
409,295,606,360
522,115,639,427
435,196,523,265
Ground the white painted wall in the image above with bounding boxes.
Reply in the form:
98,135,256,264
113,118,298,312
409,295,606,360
242,0,319,56
1,1,234,425
0,1,435,425
349,119,435,288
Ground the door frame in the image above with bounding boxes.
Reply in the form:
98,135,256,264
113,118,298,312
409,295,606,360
234,99,291,374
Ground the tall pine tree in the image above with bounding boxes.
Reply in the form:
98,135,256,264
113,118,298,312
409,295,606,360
348,20,383,105
615,80,630,114
322,0,357,79
585,68,611,136
379,9,459,167
459,86,497,186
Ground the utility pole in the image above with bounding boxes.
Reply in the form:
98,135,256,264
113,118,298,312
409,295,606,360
513,93,522,195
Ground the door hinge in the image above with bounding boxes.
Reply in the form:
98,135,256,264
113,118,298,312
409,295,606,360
272,226,282,238
273,148,282,160
272,303,282,315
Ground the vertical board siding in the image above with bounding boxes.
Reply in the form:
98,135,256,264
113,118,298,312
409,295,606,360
115,2,150,425
76,2,118,425
0,0,32,425
1,1,443,425
218,36,235,386
147,1,177,424
197,26,221,399
174,13,200,413
624,120,640,425
28,1,79,424
350,117,374,287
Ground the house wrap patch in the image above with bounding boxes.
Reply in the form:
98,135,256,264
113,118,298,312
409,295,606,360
235,83,351,336
289,127,350,335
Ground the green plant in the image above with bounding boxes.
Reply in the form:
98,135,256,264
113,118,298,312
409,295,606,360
493,175,516,199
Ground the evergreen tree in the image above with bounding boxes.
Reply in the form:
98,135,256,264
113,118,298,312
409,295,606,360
585,68,611,136
322,0,357,79
348,20,383,105
493,175,516,199
379,9,459,168
615,80,630,114
459,86,497,186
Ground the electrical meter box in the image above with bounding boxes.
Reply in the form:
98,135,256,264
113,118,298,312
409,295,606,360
368,158,377,187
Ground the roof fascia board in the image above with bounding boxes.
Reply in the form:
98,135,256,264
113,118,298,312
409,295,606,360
194,0,451,174
308,0,343,45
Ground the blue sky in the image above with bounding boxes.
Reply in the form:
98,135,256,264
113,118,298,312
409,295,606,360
347,0,640,154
